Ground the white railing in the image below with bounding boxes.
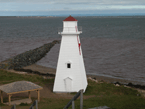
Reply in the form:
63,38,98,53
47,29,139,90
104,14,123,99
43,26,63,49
58,26,82,33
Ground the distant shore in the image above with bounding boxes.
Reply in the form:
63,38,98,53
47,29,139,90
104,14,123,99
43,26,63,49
0,16,145,18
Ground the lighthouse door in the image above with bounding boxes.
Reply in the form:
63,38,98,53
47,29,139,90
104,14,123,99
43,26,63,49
64,77,72,92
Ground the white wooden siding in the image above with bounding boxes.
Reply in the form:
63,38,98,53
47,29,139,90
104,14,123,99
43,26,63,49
53,21,87,93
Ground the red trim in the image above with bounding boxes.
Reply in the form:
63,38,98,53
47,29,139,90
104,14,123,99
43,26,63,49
75,26,77,32
77,35,81,55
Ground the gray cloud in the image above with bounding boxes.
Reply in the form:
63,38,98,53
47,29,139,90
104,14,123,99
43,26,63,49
0,0,145,13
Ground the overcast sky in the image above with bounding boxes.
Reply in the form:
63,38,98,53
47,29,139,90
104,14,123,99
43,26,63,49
0,0,145,16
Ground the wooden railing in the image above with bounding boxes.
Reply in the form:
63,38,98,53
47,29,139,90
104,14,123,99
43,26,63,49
29,100,38,109
11,104,16,109
1,90,83,109
63,89,84,109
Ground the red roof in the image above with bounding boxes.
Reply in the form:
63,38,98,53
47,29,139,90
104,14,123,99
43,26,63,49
63,15,77,21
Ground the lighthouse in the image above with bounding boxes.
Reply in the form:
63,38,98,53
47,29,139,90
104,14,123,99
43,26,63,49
53,16,88,93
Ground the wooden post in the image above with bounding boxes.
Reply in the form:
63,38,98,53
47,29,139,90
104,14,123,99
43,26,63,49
72,100,75,109
80,90,83,109
36,100,38,109
0,91,3,103
63,90,82,109
36,90,40,102
8,94,12,106
11,104,16,109
28,91,31,99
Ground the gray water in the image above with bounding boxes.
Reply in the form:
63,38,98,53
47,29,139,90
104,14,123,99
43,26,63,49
0,17,145,84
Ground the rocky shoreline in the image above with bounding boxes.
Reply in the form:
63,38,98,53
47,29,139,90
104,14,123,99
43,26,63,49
0,39,145,90
0,40,60,70
87,74,145,90
7,64,145,90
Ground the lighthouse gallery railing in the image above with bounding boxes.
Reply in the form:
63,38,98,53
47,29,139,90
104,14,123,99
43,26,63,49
58,26,82,33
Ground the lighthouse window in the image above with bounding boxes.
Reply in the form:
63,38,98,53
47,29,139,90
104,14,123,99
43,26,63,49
67,63,71,68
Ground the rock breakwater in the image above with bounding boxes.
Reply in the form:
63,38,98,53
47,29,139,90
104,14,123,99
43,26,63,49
0,40,60,69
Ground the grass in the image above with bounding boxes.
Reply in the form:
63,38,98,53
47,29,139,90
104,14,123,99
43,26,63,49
0,69,145,109
0,69,53,86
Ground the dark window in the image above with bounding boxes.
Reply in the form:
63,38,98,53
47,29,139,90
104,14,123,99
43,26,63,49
67,63,71,68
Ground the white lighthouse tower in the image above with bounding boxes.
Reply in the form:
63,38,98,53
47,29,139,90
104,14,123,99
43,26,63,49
53,16,88,93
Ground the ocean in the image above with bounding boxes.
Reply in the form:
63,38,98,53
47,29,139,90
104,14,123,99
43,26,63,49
0,16,145,84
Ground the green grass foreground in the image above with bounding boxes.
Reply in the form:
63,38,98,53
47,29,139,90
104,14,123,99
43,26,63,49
0,69,145,109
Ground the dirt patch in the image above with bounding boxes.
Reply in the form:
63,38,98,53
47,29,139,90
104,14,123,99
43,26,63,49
23,64,56,75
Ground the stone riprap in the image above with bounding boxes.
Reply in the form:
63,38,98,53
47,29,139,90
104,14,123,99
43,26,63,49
0,40,60,70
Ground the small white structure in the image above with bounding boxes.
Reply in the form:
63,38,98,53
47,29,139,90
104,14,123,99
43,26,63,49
53,16,88,93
